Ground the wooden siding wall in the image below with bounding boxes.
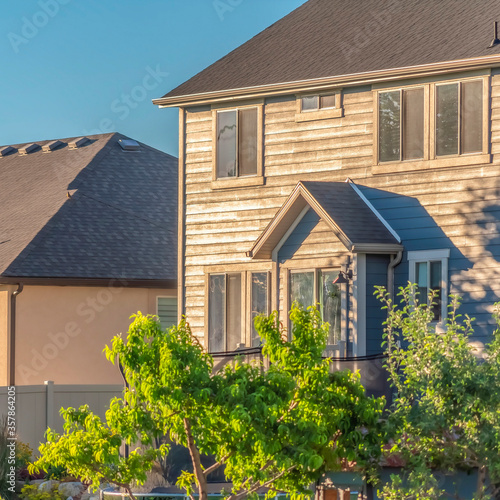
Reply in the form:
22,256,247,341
183,73,500,352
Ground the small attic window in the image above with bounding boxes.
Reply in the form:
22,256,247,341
296,91,343,122
301,94,336,112
119,139,140,151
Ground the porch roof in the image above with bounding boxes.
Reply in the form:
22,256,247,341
247,180,402,259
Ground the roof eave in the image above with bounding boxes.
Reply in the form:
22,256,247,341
248,182,354,260
153,54,500,108
0,276,177,288
351,243,404,254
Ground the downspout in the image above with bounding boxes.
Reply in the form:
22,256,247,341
387,252,403,302
9,283,24,386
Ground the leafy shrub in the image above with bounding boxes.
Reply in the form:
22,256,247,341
19,484,65,500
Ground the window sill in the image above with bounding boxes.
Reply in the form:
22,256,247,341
295,107,343,122
211,175,265,190
372,153,491,175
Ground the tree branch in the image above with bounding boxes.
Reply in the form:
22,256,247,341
227,465,297,500
203,452,233,477
184,418,208,500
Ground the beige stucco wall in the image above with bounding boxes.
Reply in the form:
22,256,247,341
13,285,175,385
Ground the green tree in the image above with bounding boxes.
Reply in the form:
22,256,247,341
376,285,500,499
31,305,384,500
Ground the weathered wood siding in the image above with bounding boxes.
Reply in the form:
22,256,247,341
182,72,500,351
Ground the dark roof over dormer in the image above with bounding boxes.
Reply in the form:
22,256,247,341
0,133,177,284
156,0,500,106
248,181,402,260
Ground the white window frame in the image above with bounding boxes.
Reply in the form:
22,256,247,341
408,249,450,331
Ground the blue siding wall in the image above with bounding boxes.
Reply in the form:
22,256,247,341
360,185,495,344
278,209,320,261
366,254,390,355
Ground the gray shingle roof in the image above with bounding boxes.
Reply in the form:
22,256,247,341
250,181,401,259
0,133,177,281
163,0,500,99
301,182,399,246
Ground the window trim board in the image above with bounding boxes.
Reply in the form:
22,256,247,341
407,249,450,331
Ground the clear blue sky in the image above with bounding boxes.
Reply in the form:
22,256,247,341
0,1,305,156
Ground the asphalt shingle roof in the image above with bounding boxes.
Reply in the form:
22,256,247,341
0,133,177,280
301,181,399,246
163,0,500,99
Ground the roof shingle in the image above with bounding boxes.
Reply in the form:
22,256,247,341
0,133,177,281
162,0,500,99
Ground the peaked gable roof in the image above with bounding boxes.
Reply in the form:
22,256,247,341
157,0,500,105
0,133,177,283
248,181,402,259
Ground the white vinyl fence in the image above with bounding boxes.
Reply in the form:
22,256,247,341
0,382,122,451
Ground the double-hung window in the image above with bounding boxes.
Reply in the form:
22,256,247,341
378,87,425,162
213,105,263,188
208,271,270,352
208,273,242,352
289,269,341,345
435,80,483,156
376,77,487,168
408,249,450,327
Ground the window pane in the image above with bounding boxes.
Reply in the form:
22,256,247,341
403,88,424,160
251,272,268,347
430,261,442,321
302,96,319,111
319,271,341,345
378,91,401,162
461,80,483,154
216,111,237,178
290,272,314,309
157,297,177,330
320,94,336,109
226,274,241,351
415,262,428,305
436,84,459,156
238,108,258,176
208,275,225,352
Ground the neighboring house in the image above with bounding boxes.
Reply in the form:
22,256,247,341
0,133,177,386
152,0,500,366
